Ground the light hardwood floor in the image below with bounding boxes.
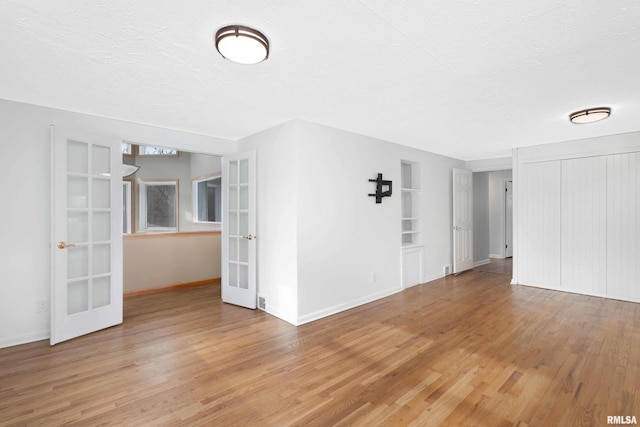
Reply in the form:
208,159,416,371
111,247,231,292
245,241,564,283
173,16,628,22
1,270,638,426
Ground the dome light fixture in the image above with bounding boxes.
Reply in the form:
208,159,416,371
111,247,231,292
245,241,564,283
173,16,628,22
122,164,140,177
215,25,269,64
569,107,611,124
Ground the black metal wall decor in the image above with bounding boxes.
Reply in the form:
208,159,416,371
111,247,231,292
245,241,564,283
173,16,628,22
368,173,392,203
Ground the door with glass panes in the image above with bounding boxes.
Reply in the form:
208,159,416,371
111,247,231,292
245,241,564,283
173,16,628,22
221,151,256,309
51,126,123,345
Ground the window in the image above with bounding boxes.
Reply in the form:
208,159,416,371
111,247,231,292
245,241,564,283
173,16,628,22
122,143,134,156
192,175,221,223
139,180,178,231
123,181,132,234
138,145,178,156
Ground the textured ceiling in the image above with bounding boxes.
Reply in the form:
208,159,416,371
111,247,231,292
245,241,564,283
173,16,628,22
1,0,639,160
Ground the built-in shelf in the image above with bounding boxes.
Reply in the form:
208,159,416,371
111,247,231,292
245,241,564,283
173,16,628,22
401,161,421,246
401,160,424,288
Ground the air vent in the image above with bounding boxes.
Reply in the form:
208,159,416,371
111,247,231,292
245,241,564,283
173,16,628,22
258,296,266,310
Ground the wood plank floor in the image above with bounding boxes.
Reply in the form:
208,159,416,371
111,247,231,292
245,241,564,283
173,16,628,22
1,270,639,426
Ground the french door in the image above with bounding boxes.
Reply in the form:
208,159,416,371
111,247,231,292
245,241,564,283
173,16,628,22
221,151,257,309
453,168,473,274
50,126,123,345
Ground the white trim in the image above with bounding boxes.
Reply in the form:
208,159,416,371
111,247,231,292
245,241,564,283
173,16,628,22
517,132,640,164
423,272,445,283
466,157,513,172
511,148,519,286
192,174,222,224
489,254,506,259
265,304,298,326
296,286,402,326
49,125,56,346
0,331,49,350
122,181,132,234
473,259,491,267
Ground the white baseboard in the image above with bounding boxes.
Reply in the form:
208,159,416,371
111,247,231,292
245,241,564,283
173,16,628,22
422,272,445,283
489,254,506,259
265,304,298,326
296,286,401,326
0,330,49,349
473,259,491,267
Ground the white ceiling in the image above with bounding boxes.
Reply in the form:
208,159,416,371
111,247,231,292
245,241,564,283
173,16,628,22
1,1,639,160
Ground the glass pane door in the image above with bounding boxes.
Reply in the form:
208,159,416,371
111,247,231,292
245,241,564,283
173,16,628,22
227,159,250,290
66,140,112,315
51,126,123,345
222,151,256,309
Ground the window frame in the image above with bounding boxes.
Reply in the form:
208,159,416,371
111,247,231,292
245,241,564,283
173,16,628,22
192,174,222,224
138,179,179,232
123,180,133,234
137,145,179,157
122,142,135,157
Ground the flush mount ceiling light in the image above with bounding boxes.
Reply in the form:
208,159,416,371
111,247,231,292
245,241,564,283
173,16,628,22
569,107,611,124
215,25,269,64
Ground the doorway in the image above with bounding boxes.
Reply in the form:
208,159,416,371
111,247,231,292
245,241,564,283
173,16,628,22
505,180,513,258
121,146,223,295
471,170,513,274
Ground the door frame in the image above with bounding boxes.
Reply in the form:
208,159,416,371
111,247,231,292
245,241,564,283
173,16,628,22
504,180,513,258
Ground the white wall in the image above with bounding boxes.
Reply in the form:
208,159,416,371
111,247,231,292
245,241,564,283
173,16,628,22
295,121,402,322
0,99,234,348
237,122,300,324
191,152,221,180
473,172,490,264
239,119,464,325
488,169,513,258
0,98,465,345
123,233,221,292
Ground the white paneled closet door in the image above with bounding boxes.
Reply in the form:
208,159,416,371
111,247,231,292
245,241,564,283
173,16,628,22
607,152,640,301
561,157,607,296
517,161,562,289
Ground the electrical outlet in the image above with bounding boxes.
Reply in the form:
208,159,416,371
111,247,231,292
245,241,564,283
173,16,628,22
443,265,452,276
37,299,49,313
371,272,377,282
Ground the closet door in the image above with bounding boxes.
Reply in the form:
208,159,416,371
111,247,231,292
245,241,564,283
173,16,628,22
517,161,562,289
561,156,607,296
607,152,640,301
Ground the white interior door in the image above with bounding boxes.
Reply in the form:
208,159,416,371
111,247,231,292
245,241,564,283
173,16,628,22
222,151,257,309
505,180,513,258
50,126,123,345
453,168,473,274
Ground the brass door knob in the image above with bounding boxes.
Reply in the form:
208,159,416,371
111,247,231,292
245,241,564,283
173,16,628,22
57,241,77,249
242,235,255,240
